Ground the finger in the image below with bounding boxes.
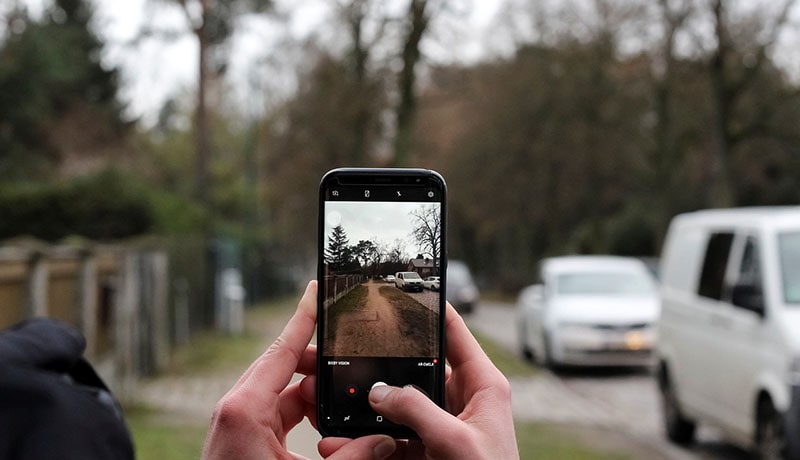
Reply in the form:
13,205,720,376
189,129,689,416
444,302,489,368
318,437,350,456
240,281,318,394
369,384,466,454
319,436,396,460
299,375,316,405
299,375,318,428
297,344,317,376
278,381,317,433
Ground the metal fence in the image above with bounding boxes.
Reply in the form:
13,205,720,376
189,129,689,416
322,274,365,308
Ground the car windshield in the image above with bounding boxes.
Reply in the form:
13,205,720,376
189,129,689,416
404,272,422,280
779,232,800,304
556,271,655,296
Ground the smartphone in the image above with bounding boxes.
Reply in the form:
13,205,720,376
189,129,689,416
316,168,447,439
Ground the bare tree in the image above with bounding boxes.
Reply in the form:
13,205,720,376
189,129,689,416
651,0,693,235
409,205,441,268
152,0,272,209
705,0,795,207
393,0,429,166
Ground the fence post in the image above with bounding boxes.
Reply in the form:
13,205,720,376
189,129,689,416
174,278,190,345
114,252,139,402
27,251,48,318
150,251,170,372
79,249,98,358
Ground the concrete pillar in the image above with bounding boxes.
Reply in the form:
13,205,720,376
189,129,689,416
150,251,170,372
114,252,139,402
28,252,48,318
79,251,98,358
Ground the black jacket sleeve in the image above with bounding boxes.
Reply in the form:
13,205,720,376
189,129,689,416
0,318,134,460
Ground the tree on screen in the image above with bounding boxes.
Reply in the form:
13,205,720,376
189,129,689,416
409,205,441,268
325,225,352,271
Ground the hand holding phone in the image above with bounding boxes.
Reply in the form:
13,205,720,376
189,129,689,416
320,302,520,459
202,281,398,460
317,168,447,438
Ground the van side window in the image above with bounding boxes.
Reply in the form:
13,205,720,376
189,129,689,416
698,232,734,300
730,236,763,310
738,237,761,286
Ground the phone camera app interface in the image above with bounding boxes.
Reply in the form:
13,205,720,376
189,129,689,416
321,190,443,431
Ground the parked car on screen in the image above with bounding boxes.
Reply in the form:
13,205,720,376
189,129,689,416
447,260,479,314
423,276,440,291
395,271,423,292
657,207,800,459
517,256,659,368
385,275,395,283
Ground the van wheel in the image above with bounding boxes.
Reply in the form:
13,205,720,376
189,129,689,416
757,399,787,460
659,368,696,445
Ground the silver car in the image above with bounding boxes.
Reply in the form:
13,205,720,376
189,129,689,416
447,261,479,314
517,256,659,368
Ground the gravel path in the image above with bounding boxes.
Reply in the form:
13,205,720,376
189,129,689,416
404,288,439,312
329,281,427,356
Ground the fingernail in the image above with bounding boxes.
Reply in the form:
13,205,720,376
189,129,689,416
373,437,396,459
369,384,393,403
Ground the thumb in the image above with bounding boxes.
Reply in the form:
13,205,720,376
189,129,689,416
369,384,462,451
321,435,396,460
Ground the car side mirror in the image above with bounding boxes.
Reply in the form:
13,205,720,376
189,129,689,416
731,282,765,317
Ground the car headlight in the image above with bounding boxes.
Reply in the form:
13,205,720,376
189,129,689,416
790,357,800,385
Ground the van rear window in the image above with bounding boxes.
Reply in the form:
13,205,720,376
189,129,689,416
698,232,734,300
779,232,800,304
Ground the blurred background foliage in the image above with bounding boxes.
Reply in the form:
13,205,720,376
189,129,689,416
2,0,800,294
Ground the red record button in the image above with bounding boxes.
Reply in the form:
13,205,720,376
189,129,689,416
346,384,358,397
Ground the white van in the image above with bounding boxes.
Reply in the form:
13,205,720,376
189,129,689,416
657,208,800,459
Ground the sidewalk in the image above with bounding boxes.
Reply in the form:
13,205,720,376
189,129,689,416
132,303,322,459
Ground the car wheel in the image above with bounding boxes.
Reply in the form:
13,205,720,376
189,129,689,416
757,398,787,460
658,366,696,445
518,321,534,362
542,331,559,370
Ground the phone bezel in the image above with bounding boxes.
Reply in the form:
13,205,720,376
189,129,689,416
316,168,447,439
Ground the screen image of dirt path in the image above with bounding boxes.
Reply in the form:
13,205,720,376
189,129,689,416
322,201,441,358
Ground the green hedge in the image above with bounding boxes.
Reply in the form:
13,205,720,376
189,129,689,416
0,170,155,241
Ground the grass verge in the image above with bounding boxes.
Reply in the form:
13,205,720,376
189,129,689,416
380,286,438,355
324,284,368,344
515,422,630,459
125,403,208,460
128,298,299,460
472,330,537,378
169,331,264,376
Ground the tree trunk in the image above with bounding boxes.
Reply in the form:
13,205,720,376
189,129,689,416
393,0,428,166
707,0,734,208
194,1,212,211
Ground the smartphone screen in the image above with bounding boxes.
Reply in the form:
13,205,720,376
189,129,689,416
316,168,446,438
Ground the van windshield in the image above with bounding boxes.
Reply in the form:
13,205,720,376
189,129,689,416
779,232,800,304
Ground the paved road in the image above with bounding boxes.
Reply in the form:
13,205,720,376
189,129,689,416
466,301,754,460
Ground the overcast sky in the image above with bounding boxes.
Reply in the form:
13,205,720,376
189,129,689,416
8,0,505,125
10,0,799,126
325,201,441,259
